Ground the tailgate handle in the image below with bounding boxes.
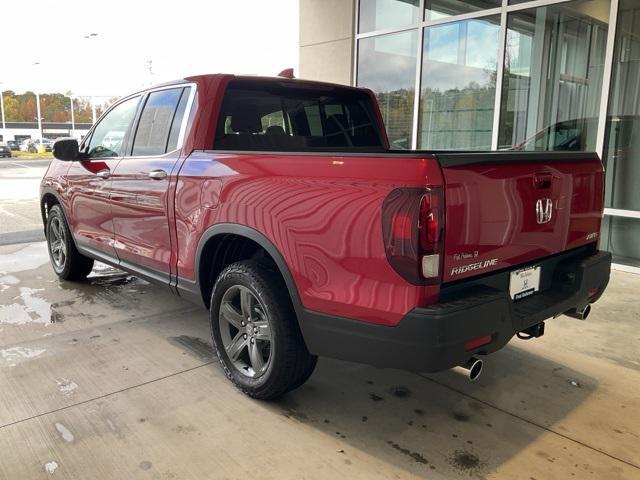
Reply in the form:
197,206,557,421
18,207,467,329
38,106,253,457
533,172,553,189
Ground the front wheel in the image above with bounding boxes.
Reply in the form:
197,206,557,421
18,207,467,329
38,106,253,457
46,205,94,280
210,260,317,400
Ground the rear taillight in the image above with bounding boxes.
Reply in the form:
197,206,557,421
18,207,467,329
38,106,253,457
382,187,444,285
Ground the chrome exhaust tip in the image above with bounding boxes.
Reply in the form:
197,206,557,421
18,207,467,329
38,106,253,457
456,357,483,382
564,304,591,320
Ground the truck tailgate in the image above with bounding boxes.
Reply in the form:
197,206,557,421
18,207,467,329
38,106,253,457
436,152,604,283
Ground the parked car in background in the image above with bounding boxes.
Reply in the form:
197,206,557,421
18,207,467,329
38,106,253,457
7,140,20,151
19,139,31,152
41,74,611,400
21,138,54,153
0,143,11,158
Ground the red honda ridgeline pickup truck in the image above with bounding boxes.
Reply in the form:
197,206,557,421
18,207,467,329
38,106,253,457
41,74,611,399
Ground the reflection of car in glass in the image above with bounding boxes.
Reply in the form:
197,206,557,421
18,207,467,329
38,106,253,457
510,116,640,155
511,118,598,152
390,137,409,150
0,143,11,158
7,140,20,151
102,131,125,151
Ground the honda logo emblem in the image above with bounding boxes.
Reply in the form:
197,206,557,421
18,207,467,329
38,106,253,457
536,198,553,224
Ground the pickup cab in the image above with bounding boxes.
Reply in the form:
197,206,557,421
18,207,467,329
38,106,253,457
41,74,611,399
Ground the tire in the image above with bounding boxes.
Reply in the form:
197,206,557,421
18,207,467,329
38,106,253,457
210,260,317,400
46,204,94,281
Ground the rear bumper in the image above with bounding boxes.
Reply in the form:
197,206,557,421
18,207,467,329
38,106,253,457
300,247,611,372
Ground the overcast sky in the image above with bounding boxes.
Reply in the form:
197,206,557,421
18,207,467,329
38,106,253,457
1,0,299,97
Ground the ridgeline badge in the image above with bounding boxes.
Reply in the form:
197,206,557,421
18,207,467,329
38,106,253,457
451,258,498,276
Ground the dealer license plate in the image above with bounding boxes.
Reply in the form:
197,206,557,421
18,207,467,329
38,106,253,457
509,266,541,300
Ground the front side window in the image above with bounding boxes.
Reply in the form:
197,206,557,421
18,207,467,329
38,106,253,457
132,87,187,156
215,80,384,151
87,96,140,158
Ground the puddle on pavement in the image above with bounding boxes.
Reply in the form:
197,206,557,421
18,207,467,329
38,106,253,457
0,287,51,325
1,249,151,328
0,274,19,292
0,346,46,366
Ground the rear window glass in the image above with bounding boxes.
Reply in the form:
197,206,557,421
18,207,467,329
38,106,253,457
214,80,385,152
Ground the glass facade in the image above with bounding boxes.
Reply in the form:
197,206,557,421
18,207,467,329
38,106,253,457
600,0,640,266
499,1,609,151
359,0,420,33
357,30,418,148
419,16,499,149
355,0,640,269
425,0,501,21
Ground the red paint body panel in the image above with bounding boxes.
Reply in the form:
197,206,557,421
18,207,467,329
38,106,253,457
174,151,443,326
110,154,182,275
441,159,604,282
65,158,121,256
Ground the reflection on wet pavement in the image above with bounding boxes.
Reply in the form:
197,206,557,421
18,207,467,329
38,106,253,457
0,242,181,346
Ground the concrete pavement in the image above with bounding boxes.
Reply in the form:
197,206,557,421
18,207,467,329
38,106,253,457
0,241,638,479
0,159,49,241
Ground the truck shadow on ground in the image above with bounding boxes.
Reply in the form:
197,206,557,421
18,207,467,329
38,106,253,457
122,278,596,478
264,348,596,478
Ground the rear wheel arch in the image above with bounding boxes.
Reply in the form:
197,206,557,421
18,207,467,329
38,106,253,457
196,224,303,316
40,190,65,235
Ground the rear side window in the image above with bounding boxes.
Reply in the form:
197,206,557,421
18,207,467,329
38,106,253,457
132,87,188,156
214,80,385,151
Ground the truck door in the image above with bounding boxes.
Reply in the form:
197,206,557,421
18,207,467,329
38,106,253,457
109,86,193,282
66,95,141,258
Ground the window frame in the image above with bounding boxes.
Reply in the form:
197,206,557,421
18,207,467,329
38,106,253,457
129,86,186,158
80,94,142,160
125,83,196,159
79,83,196,160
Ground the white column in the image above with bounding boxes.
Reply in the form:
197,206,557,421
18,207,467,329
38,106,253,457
491,2,509,150
596,0,619,159
36,92,43,139
410,0,425,150
0,90,5,130
69,96,75,137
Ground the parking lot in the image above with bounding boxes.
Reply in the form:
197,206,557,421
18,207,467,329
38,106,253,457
0,160,639,479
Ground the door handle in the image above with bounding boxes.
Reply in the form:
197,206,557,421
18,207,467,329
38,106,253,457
96,169,110,179
148,169,167,180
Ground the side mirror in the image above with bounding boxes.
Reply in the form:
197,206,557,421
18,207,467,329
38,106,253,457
53,138,80,161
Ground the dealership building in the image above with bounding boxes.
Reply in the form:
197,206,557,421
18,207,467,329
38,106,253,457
300,0,640,270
